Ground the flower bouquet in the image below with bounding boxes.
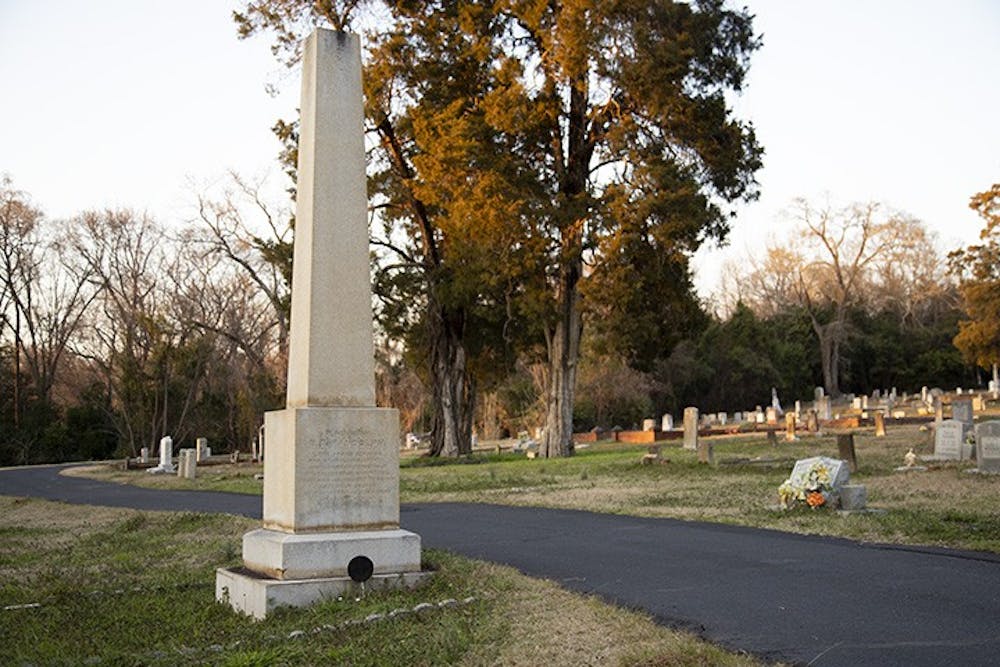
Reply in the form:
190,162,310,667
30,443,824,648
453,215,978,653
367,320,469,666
778,460,834,510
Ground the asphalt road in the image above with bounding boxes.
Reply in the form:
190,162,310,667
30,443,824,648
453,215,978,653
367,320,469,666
2,463,999,666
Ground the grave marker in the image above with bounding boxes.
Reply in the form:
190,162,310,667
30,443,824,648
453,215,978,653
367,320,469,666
874,412,886,437
931,419,964,460
974,421,1000,474
837,434,858,473
683,407,698,450
216,29,426,619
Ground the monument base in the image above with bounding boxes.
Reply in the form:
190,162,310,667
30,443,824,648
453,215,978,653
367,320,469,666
216,527,427,619
241,527,422,580
216,567,430,620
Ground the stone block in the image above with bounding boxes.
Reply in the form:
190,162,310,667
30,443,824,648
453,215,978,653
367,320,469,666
241,527,421,580
262,406,400,532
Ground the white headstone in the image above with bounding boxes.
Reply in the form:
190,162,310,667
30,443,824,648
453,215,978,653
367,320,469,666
718,412,727,426
147,436,175,474
139,447,149,464
815,386,824,401
661,414,674,431
217,29,425,620
641,418,656,432
789,456,851,492
975,421,1000,474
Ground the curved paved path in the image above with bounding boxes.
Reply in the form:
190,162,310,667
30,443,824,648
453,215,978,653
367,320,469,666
3,464,1000,666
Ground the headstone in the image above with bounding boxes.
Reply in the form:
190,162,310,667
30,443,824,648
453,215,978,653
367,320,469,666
805,410,819,433
785,413,797,441
147,436,175,474
733,411,743,423
765,407,778,425
931,419,964,460
794,400,802,418
178,449,197,480
217,29,425,620
852,397,863,410
641,418,656,432
770,387,783,415
952,397,973,427
139,447,149,464
934,397,943,424
892,409,906,419
836,434,858,472
974,421,1000,474
754,408,765,424
956,387,963,395
683,407,698,451
839,485,867,510
921,386,928,403
789,456,851,492
196,437,209,462
972,394,985,413
815,386,824,401
816,396,832,421
661,414,674,431
697,436,713,465
717,412,727,426
874,412,886,437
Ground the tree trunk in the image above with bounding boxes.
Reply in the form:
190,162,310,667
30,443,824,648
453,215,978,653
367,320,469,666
541,259,582,458
426,301,474,457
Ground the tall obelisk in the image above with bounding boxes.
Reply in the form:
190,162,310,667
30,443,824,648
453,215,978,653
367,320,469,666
217,29,425,619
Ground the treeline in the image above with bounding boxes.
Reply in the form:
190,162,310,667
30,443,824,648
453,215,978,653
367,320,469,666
0,173,991,466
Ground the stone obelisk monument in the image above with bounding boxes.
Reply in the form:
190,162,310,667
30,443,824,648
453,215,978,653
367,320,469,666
216,29,425,619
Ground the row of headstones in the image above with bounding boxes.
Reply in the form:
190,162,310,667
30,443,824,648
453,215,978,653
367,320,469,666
930,419,1000,473
144,436,212,477
644,385,995,435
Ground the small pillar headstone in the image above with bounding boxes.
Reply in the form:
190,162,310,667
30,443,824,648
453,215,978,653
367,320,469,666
794,400,802,418
683,407,698,450
921,386,928,403
147,436,175,474
934,397,943,425
178,449,197,479
785,412,797,442
805,410,819,433
196,437,209,462
697,436,713,465
765,407,778,425
816,396,832,421
140,447,149,464
661,414,674,431
837,433,858,473
874,412,886,437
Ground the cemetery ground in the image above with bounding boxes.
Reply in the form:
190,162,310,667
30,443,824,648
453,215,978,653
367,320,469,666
70,423,1000,554
0,496,762,666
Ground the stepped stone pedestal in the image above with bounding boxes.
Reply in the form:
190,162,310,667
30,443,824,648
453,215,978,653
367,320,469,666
216,29,426,620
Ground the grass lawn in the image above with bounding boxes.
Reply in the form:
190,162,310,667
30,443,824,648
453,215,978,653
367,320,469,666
0,496,764,666
68,422,1000,554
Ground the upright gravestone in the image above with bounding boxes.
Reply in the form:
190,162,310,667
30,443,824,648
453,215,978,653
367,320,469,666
837,434,858,473
641,418,656,432
974,421,1000,474
765,407,778,425
661,414,674,431
147,436,175,474
952,397,974,430
929,419,964,461
874,412,886,438
683,407,698,451
934,397,943,425
785,413,797,442
216,29,425,619
816,396,832,421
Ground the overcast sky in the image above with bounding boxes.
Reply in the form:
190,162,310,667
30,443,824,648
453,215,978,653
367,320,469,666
1,0,998,298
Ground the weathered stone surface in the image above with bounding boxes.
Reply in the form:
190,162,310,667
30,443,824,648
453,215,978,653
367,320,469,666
683,407,698,451
975,421,1000,474
931,419,964,460
839,484,867,510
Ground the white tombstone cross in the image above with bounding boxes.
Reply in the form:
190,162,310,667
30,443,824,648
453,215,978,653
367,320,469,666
216,29,426,619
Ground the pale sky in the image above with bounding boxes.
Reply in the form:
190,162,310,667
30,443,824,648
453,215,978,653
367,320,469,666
2,1,998,298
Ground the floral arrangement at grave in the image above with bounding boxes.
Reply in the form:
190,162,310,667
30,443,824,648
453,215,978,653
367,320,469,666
778,461,834,509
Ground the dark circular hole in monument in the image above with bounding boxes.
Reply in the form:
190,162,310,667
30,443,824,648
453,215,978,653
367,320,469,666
348,555,374,583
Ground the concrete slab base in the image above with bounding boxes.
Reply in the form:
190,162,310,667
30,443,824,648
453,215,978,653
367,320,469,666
216,566,431,620
241,527,421,580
